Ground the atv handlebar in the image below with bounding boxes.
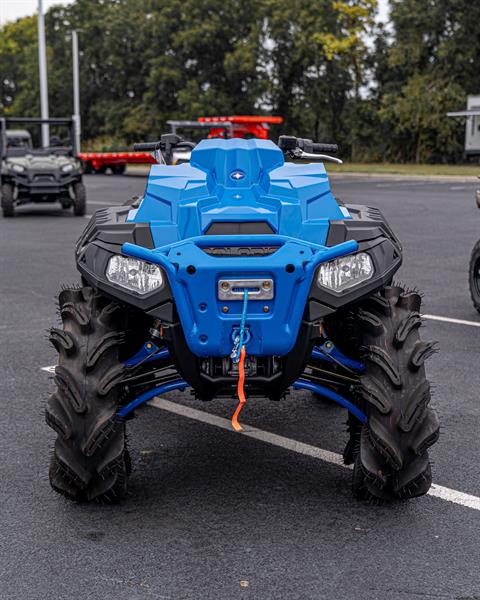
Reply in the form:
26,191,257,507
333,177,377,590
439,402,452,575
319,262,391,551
133,142,161,152
310,142,338,154
133,135,196,153
133,134,197,165
278,135,338,155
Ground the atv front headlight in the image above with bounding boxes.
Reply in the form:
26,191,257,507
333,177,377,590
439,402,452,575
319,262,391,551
61,164,73,172
106,255,163,294
11,164,25,173
317,252,374,292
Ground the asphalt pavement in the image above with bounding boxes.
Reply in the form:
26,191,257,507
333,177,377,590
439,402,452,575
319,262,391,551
1,173,479,600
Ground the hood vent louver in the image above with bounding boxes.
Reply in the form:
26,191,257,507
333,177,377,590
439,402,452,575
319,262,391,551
205,221,274,235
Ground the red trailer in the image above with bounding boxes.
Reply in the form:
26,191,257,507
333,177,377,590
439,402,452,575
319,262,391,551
78,151,155,174
79,115,283,174
198,115,284,140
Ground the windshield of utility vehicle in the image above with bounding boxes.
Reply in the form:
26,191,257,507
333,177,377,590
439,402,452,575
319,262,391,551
6,131,32,149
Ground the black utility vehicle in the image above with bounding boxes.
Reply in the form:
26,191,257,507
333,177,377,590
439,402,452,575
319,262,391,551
0,117,85,217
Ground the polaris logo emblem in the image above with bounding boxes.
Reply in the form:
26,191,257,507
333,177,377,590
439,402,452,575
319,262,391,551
230,169,245,181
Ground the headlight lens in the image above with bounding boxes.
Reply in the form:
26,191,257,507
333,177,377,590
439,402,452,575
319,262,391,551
106,255,163,294
11,164,25,173
61,164,73,172
317,252,374,292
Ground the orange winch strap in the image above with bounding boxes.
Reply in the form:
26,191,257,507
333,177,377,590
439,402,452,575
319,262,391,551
231,345,247,432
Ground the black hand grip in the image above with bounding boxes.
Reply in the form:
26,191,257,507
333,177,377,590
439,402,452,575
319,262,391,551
311,142,338,154
133,141,160,151
298,138,338,154
278,136,338,155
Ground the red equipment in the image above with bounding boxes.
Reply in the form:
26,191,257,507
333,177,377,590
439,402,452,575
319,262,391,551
79,115,283,174
198,115,284,140
78,151,155,174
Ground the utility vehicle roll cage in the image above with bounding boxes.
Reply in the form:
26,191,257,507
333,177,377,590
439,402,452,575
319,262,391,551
0,117,78,158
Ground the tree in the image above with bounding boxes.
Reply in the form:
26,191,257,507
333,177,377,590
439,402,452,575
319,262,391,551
0,0,476,163
312,0,378,158
376,0,478,162
379,73,464,163
0,16,39,116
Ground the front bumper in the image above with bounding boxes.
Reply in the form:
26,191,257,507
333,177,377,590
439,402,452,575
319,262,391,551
120,234,358,357
7,171,80,196
77,205,402,359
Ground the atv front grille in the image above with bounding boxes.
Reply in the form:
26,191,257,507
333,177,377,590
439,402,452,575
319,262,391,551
202,246,279,257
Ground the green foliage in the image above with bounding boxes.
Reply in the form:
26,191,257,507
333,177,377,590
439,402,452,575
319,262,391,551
81,135,128,152
380,74,464,163
0,16,40,116
0,0,476,163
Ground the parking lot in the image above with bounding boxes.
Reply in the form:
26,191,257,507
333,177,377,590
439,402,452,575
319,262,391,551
1,173,479,599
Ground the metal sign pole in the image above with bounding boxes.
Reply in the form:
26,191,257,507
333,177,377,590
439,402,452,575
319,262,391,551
37,0,49,147
72,30,81,153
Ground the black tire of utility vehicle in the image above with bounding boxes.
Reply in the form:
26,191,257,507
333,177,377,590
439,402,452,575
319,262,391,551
112,164,126,175
46,286,129,503
349,285,440,501
468,240,480,314
73,182,86,216
1,183,15,217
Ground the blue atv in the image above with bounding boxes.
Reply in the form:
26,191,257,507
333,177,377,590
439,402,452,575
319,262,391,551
46,135,439,503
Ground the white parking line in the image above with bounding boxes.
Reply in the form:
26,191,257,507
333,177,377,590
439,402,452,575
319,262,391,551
150,397,347,467
149,398,480,512
424,314,480,328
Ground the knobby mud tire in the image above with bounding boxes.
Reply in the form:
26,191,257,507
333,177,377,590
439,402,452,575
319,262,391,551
348,285,440,501
46,286,129,503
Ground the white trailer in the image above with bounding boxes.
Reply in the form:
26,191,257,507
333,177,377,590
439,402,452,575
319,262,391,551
447,95,480,156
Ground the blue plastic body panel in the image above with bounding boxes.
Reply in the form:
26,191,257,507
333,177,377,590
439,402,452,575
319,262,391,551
123,139,358,357
123,235,357,356
128,138,349,247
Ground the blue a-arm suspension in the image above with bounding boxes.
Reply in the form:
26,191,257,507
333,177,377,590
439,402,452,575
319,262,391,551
312,341,365,372
124,341,169,368
117,379,188,418
293,379,366,423
118,341,367,422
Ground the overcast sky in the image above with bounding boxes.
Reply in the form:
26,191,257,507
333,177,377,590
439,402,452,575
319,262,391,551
0,0,390,27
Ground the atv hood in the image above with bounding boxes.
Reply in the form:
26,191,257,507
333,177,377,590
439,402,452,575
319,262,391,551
123,139,356,357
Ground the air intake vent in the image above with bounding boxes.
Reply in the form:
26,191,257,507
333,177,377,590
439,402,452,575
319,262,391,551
205,221,274,235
